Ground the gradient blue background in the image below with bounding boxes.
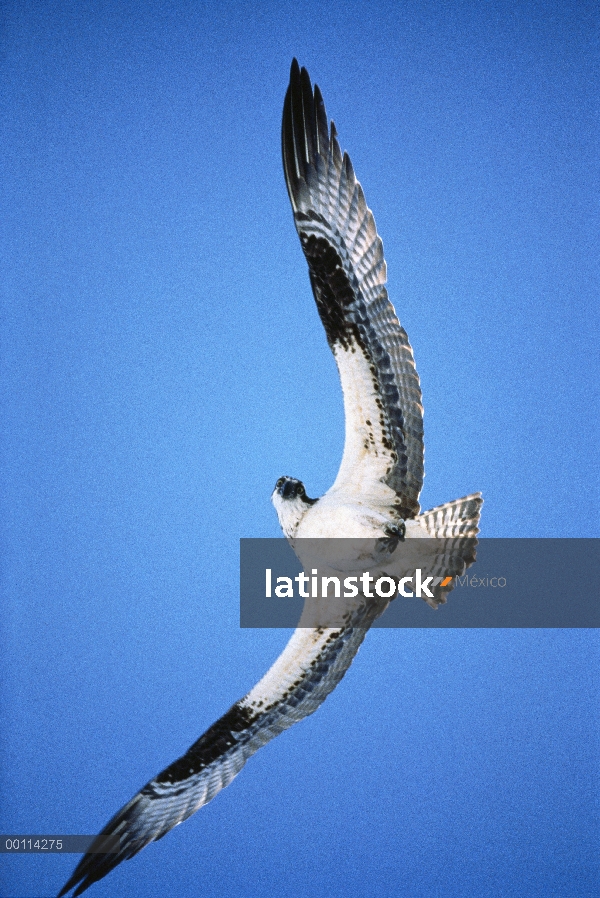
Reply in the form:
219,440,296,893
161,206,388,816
1,1,598,896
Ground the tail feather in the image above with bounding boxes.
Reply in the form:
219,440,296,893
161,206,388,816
418,493,483,538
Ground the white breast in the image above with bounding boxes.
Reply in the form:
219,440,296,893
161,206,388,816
295,493,394,539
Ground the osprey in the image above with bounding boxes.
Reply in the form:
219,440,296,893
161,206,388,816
59,60,482,896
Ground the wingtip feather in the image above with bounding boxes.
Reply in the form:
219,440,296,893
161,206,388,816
283,60,337,212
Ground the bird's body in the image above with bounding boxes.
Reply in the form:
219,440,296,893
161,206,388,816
59,60,482,897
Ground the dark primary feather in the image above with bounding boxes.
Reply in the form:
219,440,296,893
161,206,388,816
282,59,424,518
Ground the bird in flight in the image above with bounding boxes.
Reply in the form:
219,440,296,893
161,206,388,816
59,59,482,896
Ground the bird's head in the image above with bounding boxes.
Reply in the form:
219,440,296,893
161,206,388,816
271,476,317,537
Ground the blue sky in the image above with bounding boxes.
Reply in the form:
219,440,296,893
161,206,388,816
1,1,598,896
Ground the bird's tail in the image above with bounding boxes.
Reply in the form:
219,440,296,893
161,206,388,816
417,493,483,538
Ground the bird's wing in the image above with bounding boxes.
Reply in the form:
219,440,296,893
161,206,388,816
58,610,383,897
282,60,424,519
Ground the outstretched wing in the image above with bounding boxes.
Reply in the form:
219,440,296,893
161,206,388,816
282,60,424,519
58,616,380,896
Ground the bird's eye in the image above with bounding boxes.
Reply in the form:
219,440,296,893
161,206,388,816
297,484,305,496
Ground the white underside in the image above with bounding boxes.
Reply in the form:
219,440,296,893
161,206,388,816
272,341,421,540
242,627,340,711
329,342,401,503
